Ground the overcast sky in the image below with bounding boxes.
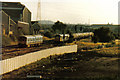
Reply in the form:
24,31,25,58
1,0,120,24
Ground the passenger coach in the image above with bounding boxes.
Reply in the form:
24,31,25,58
18,35,43,47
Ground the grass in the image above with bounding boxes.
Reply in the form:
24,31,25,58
75,38,119,56
2,50,119,79
96,47,119,56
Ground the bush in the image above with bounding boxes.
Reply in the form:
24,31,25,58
67,30,74,43
44,30,53,38
113,33,120,39
92,36,99,43
92,27,115,43
68,34,74,43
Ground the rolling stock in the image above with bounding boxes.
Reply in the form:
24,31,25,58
54,34,70,42
18,32,94,47
18,35,43,47
73,32,94,39
54,32,94,42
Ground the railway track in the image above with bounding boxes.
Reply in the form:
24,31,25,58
1,43,55,60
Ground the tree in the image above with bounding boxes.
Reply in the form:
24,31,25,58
80,27,83,31
52,21,67,43
32,22,41,34
66,30,74,42
44,30,53,38
52,21,67,34
92,27,115,43
75,25,77,33
113,33,118,39
92,36,99,43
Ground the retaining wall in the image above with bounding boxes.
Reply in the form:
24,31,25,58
0,45,77,75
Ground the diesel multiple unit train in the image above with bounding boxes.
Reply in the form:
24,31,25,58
18,32,94,47
18,35,43,47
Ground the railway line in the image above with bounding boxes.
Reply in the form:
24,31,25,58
1,43,55,60
1,32,94,60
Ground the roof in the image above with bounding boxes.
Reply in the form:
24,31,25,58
1,2,25,9
31,21,38,25
56,34,70,37
19,35,43,38
34,35,43,38
0,2,25,22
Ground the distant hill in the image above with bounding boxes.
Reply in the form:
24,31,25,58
38,20,54,24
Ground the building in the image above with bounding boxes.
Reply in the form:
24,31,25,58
0,2,31,36
1,2,31,24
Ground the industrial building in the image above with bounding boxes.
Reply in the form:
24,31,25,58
0,2,31,36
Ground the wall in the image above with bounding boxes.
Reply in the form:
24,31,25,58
1,10,9,35
10,19,16,33
17,21,30,35
1,10,17,36
0,45,77,75
23,7,31,25
23,7,31,34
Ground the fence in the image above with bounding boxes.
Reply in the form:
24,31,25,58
0,45,77,75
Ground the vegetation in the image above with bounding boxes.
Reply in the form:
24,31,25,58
52,21,67,34
113,33,120,39
44,30,53,38
42,22,119,44
92,27,115,43
44,21,75,42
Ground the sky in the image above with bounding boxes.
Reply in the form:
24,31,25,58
0,0,120,24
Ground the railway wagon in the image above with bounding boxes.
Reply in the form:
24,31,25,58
18,35,43,47
54,34,70,42
73,32,94,39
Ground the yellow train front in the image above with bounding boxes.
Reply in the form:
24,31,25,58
18,35,43,47
54,34,70,42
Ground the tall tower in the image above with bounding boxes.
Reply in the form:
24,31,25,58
37,0,41,21
118,1,120,35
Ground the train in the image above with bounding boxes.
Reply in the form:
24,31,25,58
18,32,94,47
54,34,70,42
54,32,94,42
18,35,43,47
